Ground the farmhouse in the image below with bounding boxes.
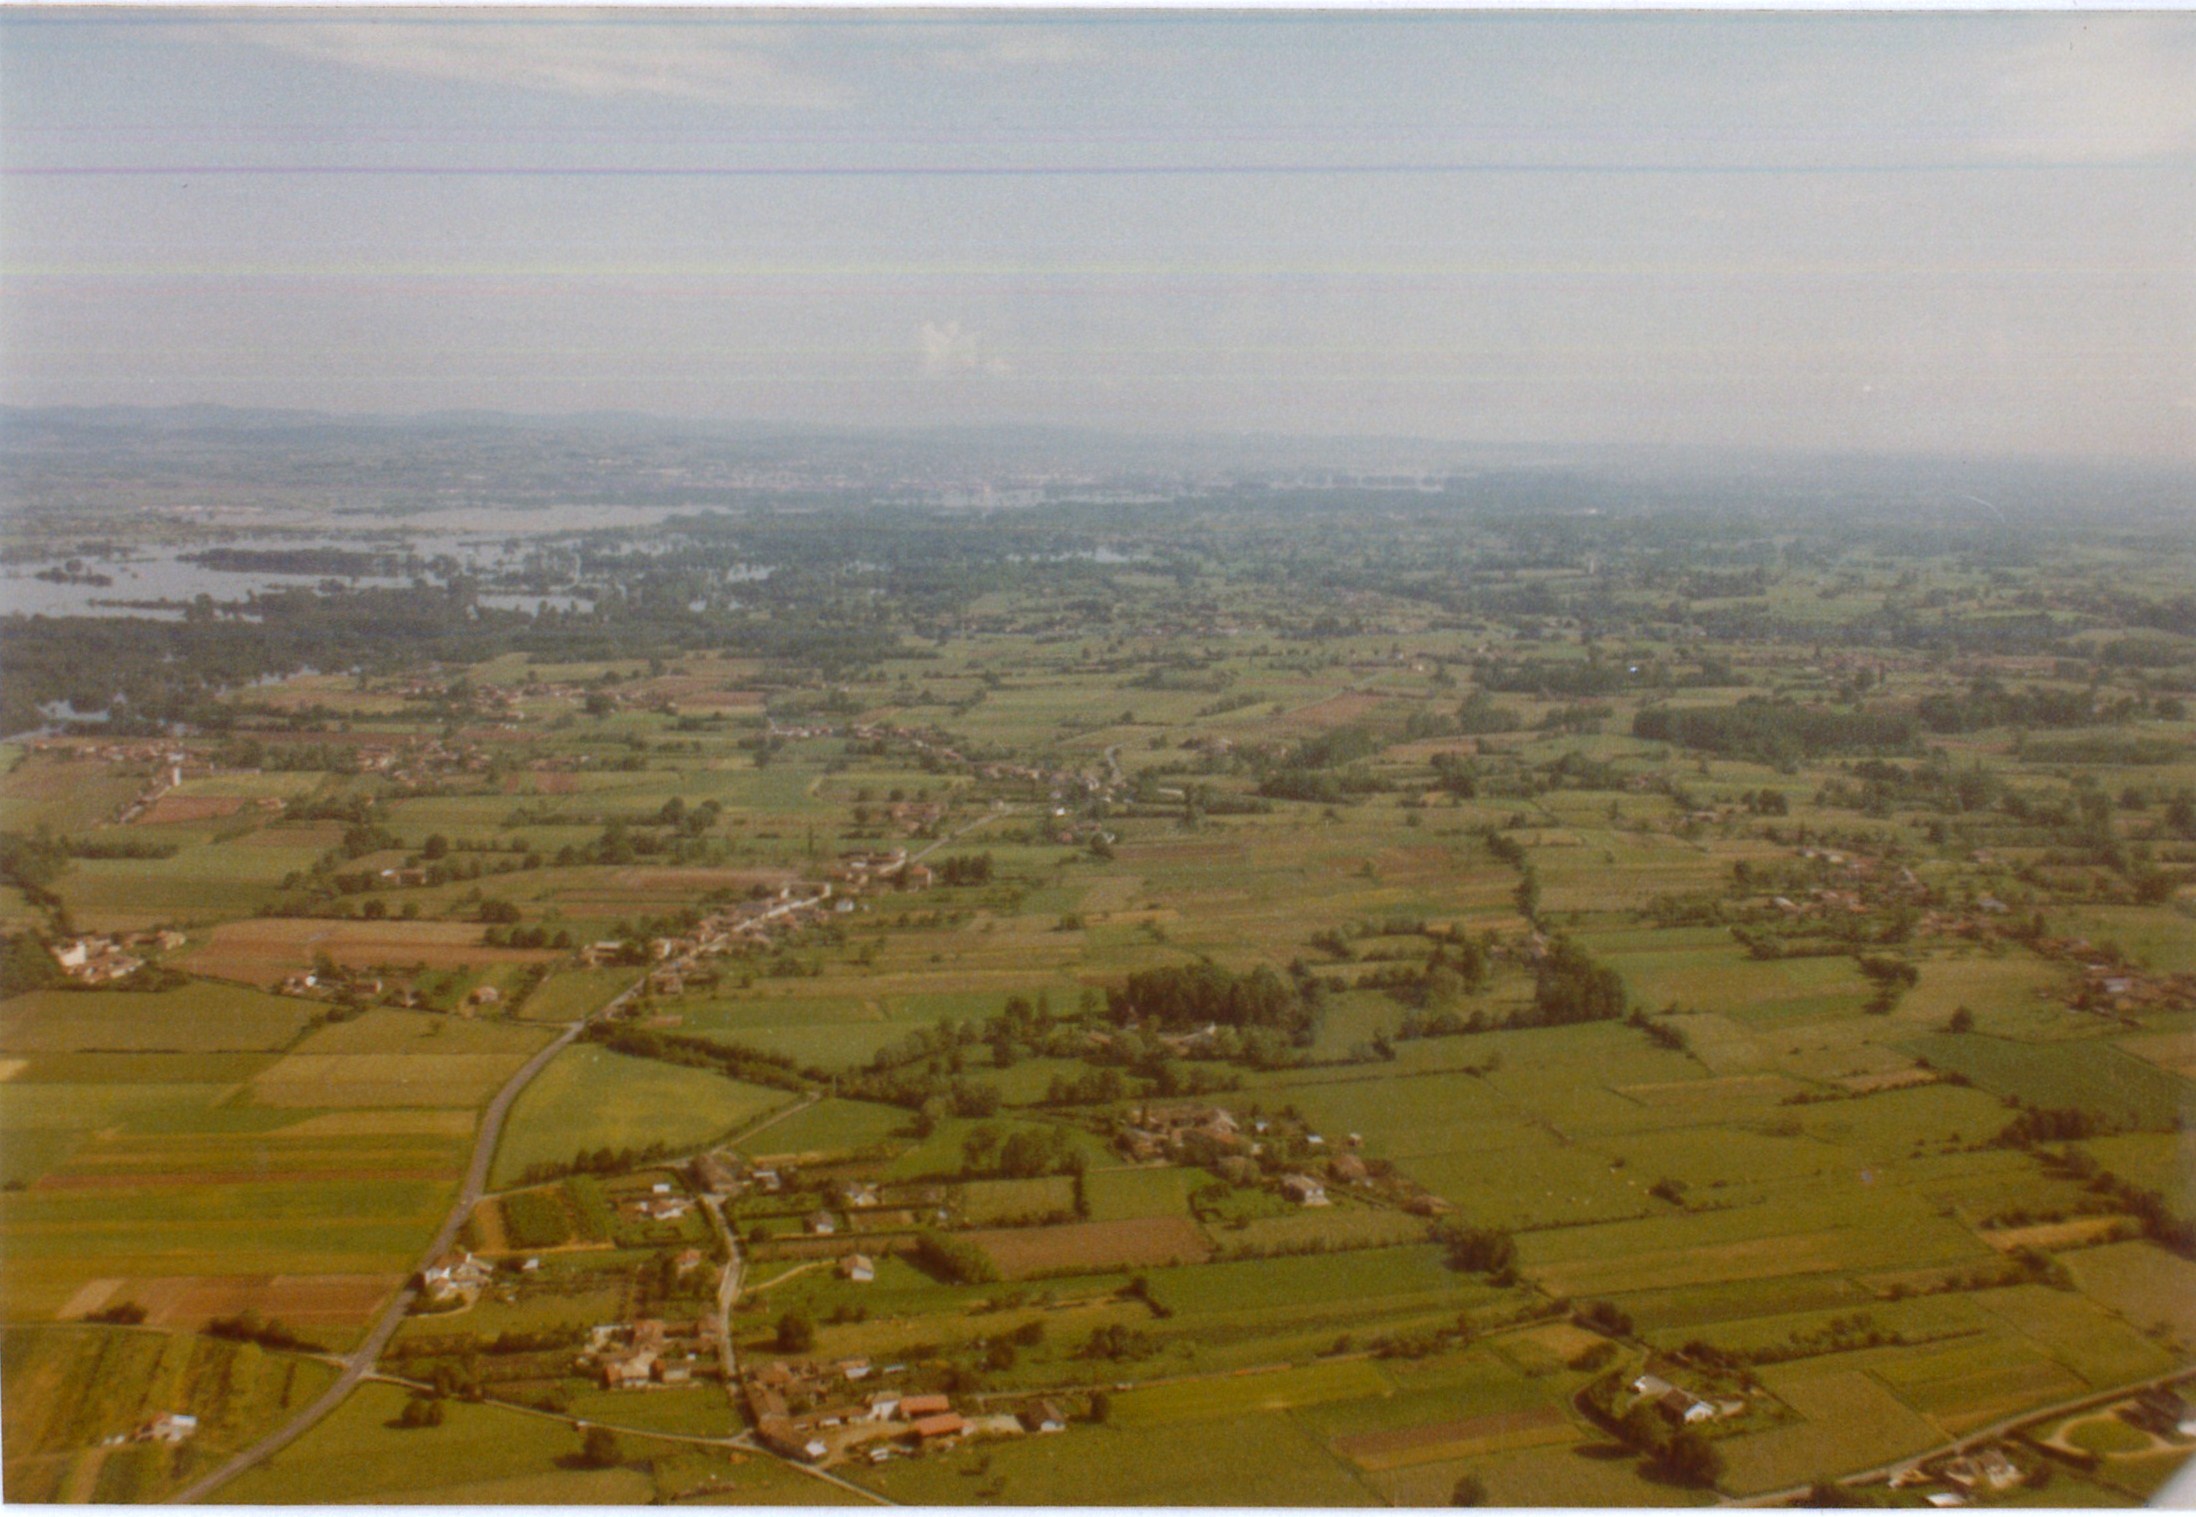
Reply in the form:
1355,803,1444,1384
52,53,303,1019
1655,1387,1716,1425
1114,1126,1167,1162
910,1413,967,1443
1939,1448,2022,1493
1280,1174,1330,1207
51,936,145,984
422,1250,493,1303
839,1253,876,1283
137,1413,199,1444
1020,1401,1068,1434
805,1210,838,1235
600,1351,658,1388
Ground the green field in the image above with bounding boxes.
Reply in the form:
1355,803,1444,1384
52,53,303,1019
1906,1033,2194,1131
1084,1165,1202,1221
733,1096,909,1161
0,983,317,1053
213,1381,832,1505
492,1045,793,1186
848,1410,1381,1506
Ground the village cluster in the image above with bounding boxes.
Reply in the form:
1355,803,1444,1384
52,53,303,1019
744,1357,1071,1468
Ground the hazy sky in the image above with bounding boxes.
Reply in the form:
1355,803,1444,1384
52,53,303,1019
3,9,2192,460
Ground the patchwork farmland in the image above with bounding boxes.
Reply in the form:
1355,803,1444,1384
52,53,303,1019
4,439,2195,1509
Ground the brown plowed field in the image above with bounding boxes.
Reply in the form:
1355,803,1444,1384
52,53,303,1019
177,919,559,985
136,794,247,824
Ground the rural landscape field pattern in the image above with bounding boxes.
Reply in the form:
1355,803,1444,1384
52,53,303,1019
2,436,2195,1508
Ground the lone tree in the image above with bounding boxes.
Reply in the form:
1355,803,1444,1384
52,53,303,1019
1451,1473,1488,1506
775,1308,816,1353
1655,1427,1724,1488
579,1426,622,1468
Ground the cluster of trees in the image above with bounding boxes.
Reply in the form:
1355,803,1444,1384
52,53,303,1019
1106,962,1314,1037
1041,1066,1132,1107
204,1309,319,1352
396,1396,448,1429
0,932,63,994
512,1138,677,1188
64,835,179,860
1617,1404,1725,1487
1915,677,2101,733
1478,659,1642,699
1856,954,1920,1014
913,1230,999,1285
480,923,571,949
0,831,70,919
1077,1323,1160,1362
1431,1219,1518,1283
1994,1105,2111,1147
932,852,994,886
1526,938,1629,1028
499,1189,574,1249
961,1122,1082,1179
1345,934,1492,1011
587,1024,814,1095
1633,699,1918,765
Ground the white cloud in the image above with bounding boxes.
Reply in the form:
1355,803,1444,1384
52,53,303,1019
920,320,1012,379
224,20,847,108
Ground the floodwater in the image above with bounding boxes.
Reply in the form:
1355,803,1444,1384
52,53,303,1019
0,508,773,620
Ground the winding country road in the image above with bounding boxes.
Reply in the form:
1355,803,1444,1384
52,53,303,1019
168,978,645,1504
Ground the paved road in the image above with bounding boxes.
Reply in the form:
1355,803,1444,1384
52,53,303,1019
726,1434,898,1505
696,1087,819,1403
907,800,1015,865
699,1194,744,1405
169,981,641,1504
